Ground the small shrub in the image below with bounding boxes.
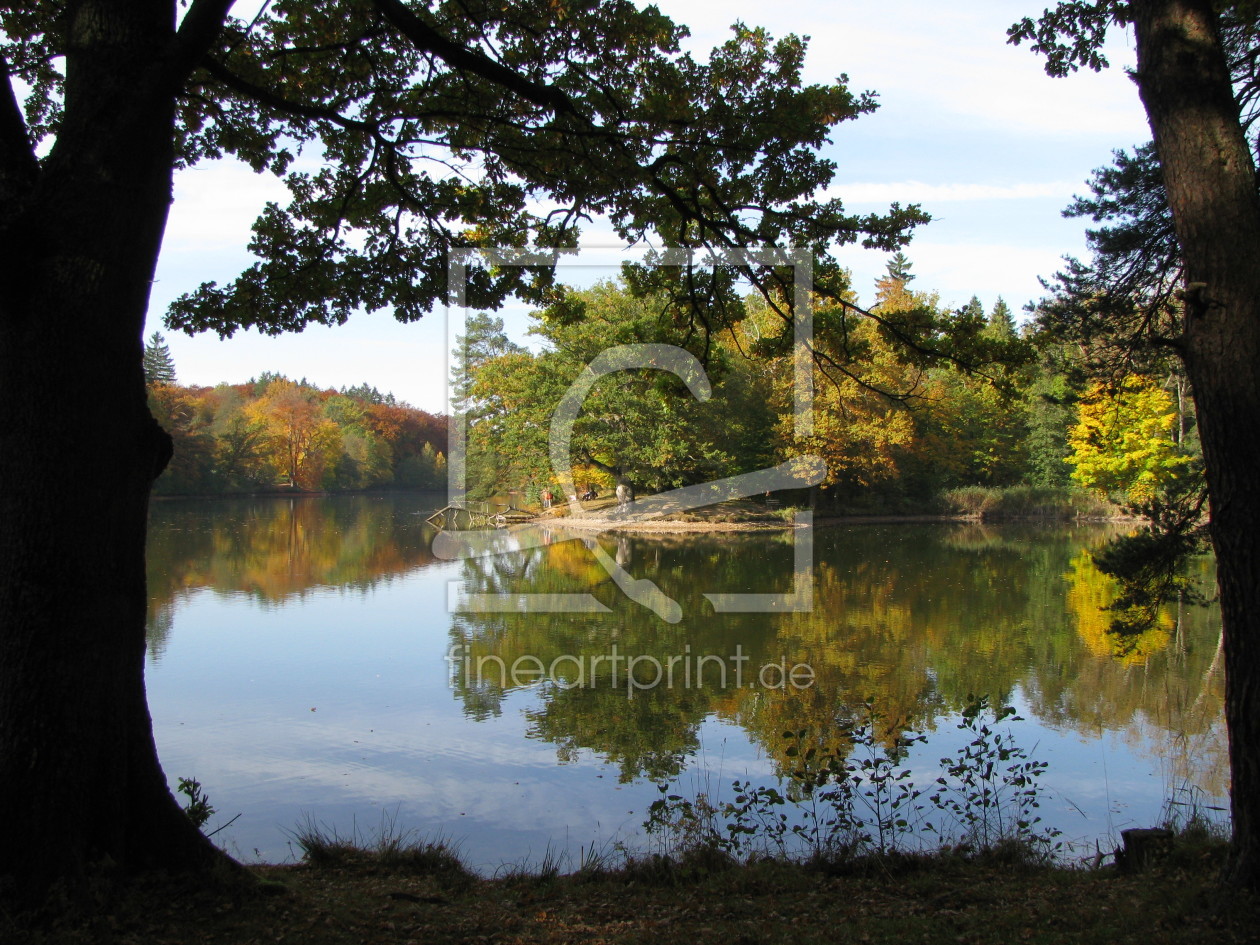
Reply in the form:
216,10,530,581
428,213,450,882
1158,781,1230,868
617,852,683,886
494,843,567,884
177,777,215,829
377,835,470,881
289,817,360,868
928,695,1061,861
646,702,932,866
643,697,1061,870
645,785,728,859
718,779,792,858
674,841,738,876
943,486,1001,517
571,840,617,882
781,705,930,859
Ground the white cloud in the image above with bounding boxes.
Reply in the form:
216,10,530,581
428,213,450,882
166,160,289,249
652,0,1148,140
830,180,1079,204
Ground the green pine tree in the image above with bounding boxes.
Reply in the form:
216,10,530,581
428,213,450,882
985,297,1017,339
959,294,985,321
143,331,176,386
885,251,915,284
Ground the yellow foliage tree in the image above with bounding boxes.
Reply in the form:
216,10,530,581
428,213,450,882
793,295,928,497
1067,376,1191,504
245,380,341,490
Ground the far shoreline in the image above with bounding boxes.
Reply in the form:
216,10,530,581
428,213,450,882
533,507,1135,534
149,490,1140,531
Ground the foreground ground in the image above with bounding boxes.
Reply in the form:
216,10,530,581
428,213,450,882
16,847,1259,945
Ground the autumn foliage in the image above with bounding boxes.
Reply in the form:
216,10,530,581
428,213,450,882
147,375,446,494
459,273,1196,513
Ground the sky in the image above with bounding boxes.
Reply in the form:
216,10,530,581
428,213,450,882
150,1,1153,414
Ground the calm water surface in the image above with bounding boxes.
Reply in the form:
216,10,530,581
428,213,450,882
145,494,1226,869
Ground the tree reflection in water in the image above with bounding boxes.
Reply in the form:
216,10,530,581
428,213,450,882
146,500,1226,817
447,522,1225,798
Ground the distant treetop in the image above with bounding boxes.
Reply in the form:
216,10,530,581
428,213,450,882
341,383,399,407
886,251,916,284
143,332,176,386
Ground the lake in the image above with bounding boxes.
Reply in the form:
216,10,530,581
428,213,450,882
145,494,1226,871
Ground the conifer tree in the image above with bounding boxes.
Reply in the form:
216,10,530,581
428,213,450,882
885,251,915,284
987,297,1017,339
959,295,985,322
142,331,176,386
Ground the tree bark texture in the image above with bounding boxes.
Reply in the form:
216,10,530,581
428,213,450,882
1132,0,1260,888
0,0,239,906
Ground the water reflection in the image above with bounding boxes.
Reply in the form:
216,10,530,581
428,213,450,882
445,522,1225,795
145,497,1227,861
146,495,440,656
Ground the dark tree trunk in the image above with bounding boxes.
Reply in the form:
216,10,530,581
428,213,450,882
0,0,241,908
1132,0,1260,888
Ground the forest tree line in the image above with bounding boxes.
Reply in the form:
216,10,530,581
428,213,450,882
144,334,447,495
148,251,1199,512
456,254,1199,514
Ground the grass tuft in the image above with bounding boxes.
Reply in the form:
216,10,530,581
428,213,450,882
287,813,472,885
494,843,567,885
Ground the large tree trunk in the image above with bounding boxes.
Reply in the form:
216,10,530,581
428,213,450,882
0,0,241,909
1132,0,1260,888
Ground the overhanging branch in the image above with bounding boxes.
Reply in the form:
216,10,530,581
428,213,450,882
371,0,578,116
200,56,374,132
